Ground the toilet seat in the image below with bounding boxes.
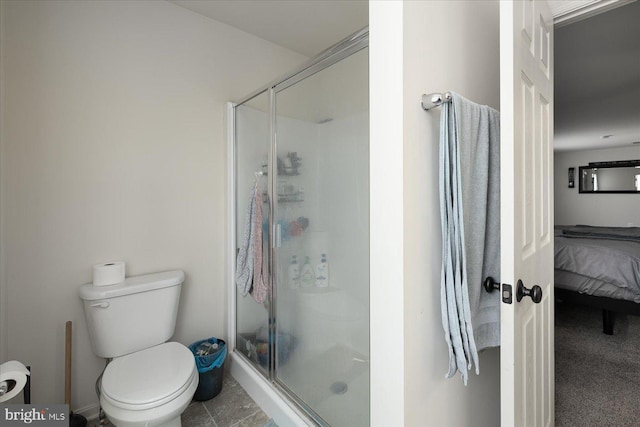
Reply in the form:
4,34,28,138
101,342,197,411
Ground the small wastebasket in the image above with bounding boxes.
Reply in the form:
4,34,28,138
189,337,227,401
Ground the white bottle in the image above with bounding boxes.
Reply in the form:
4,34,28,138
315,254,329,287
300,256,315,288
288,256,300,289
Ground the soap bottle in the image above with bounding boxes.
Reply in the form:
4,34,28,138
315,254,329,287
300,256,315,288
288,255,300,289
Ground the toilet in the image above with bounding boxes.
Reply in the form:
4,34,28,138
79,270,198,427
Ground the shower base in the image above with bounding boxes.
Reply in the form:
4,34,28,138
277,343,370,426
230,343,369,426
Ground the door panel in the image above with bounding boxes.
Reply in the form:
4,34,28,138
272,47,370,427
234,92,271,377
500,1,554,426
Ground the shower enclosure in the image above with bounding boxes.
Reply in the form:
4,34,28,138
230,30,369,426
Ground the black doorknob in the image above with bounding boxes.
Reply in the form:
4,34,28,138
483,276,500,293
516,279,542,303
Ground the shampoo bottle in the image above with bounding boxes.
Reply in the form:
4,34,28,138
288,256,300,289
315,254,329,287
300,256,315,288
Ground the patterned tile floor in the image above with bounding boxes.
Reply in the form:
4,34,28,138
96,374,270,427
182,374,270,427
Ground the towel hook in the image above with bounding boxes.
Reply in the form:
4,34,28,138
253,170,266,190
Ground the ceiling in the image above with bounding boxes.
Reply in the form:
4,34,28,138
554,0,640,151
169,0,640,152
170,0,368,57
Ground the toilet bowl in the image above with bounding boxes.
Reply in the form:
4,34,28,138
79,270,197,427
99,342,198,427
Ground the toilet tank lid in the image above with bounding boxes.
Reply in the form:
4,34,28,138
79,270,185,301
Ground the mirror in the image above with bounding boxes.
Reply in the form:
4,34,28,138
579,161,640,193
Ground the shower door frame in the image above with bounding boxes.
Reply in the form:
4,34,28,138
227,28,369,426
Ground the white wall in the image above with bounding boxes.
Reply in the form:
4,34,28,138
403,1,501,426
0,0,306,411
554,146,640,226
369,2,405,424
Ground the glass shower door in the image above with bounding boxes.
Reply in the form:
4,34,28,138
234,91,271,376
273,47,370,426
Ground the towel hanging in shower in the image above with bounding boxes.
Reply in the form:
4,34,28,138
251,184,269,304
235,184,258,297
439,92,500,385
236,173,270,304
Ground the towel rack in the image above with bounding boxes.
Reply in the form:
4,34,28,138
421,91,452,111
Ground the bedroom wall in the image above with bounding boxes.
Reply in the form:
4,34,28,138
554,146,640,226
0,0,306,412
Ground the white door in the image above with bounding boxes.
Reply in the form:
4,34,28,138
500,1,554,426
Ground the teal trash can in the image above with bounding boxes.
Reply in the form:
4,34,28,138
189,338,227,401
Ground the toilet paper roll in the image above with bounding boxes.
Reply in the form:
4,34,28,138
0,360,30,403
93,261,125,286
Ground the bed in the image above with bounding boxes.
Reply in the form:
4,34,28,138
554,225,640,334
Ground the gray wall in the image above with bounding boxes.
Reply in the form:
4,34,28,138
554,146,640,226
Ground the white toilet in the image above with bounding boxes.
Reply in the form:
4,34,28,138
79,270,198,427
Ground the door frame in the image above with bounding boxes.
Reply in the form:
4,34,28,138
226,28,370,427
551,0,633,27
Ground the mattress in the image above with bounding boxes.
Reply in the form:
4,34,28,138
554,270,640,303
555,226,640,297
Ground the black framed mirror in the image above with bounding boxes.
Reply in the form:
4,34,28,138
579,160,640,193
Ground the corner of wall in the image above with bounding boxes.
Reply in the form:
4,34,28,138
0,0,8,363
224,102,235,348
369,1,405,425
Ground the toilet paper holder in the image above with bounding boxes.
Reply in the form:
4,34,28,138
0,365,30,403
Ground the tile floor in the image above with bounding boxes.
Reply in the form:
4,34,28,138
97,374,271,427
181,374,270,427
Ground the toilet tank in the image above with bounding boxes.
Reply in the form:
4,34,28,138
79,270,185,358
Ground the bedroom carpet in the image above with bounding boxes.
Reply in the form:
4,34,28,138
555,301,640,427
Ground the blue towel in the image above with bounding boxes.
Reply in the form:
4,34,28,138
439,92,500,384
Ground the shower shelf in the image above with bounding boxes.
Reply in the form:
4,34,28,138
262,192,304,203
297,286,340,294
278,193,304,203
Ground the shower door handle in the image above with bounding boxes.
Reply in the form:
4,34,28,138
274,223,282,248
